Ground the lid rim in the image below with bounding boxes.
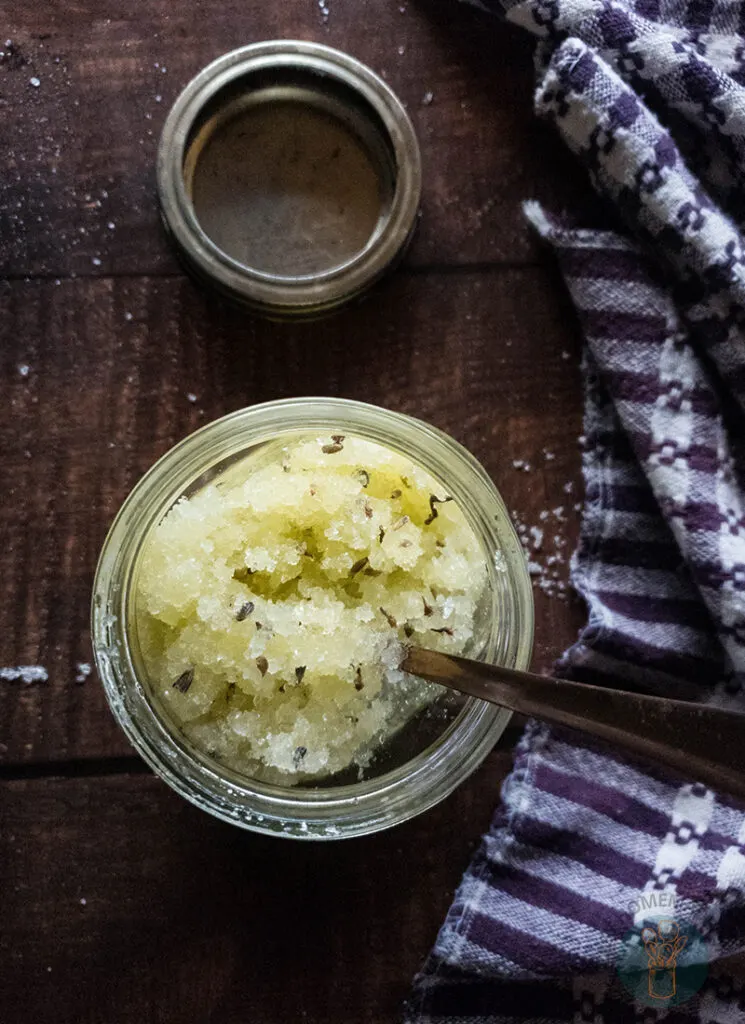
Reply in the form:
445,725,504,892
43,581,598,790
157,41,422,315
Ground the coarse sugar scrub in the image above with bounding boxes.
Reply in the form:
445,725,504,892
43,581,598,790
92,399,533,838
135,434,488,783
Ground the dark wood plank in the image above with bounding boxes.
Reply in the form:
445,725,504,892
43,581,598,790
0,264,585,765
0,753,513,1024
0,0,592,278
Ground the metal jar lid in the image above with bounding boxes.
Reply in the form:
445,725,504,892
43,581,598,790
157,41,422,319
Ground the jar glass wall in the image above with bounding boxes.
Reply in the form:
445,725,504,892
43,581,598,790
92,398,533,839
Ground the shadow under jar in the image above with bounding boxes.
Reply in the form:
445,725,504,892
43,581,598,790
92,399,534,839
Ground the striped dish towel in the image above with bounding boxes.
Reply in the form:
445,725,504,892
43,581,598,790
406,0,745,1018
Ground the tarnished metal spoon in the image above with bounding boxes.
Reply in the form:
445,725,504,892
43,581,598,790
404,646,745,801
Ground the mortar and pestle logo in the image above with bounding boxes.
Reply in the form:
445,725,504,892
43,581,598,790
640,918,688,999
616,915,708,1007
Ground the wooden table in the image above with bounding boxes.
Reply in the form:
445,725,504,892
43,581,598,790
1,2,588,1020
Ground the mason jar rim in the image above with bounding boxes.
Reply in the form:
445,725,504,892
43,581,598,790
91,398,534,839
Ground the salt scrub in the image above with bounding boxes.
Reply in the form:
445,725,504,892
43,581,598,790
136,435,488,783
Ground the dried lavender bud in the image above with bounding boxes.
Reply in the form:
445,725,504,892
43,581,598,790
173,668,194,693
349,556,369,575
235,600,255,621
424,494,454,526
295,666,307,684
390,488,402,499
403,624,414,638
322,435,344,454
363,566,382,577
364,502,374,519
378,526,386,543
256,656,268,677
431,626,454,637
354,666,364,691
392,515,409,531
355,468,370,488
226,682,236,700
293,746,307,768
422,597,433,617
379,607,398,628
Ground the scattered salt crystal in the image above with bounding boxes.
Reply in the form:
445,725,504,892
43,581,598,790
539,510,549,521
29,76,40,88
0,666,48,684
186,392,197,403
552,506,565,519
398,45,405,55
155,94,162,102
574,502,582,512
422,91,434,105
529,526,543,551
79,897,87,906
561,350,571,360
563,481,574,493
527,561,542,576
91,257,101,266
543,449,555,461
124,311,133,321
107,221,115,230
17,363,30,377
75,662,92,683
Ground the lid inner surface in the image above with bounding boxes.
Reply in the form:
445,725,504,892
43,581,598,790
185,79,394,279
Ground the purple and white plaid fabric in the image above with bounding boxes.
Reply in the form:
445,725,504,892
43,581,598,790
406,0,745,1018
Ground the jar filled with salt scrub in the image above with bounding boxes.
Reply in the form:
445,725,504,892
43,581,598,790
92,399,533,839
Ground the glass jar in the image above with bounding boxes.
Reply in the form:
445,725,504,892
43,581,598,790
92,398,533,839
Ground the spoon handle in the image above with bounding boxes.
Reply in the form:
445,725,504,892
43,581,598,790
404,646,745,801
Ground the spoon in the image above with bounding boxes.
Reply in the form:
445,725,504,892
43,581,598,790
404,646,745,801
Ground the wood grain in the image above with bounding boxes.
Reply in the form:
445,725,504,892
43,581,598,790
0,753,512,1024
0,0,595,278
0,266,584,766
1,1,593,1017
